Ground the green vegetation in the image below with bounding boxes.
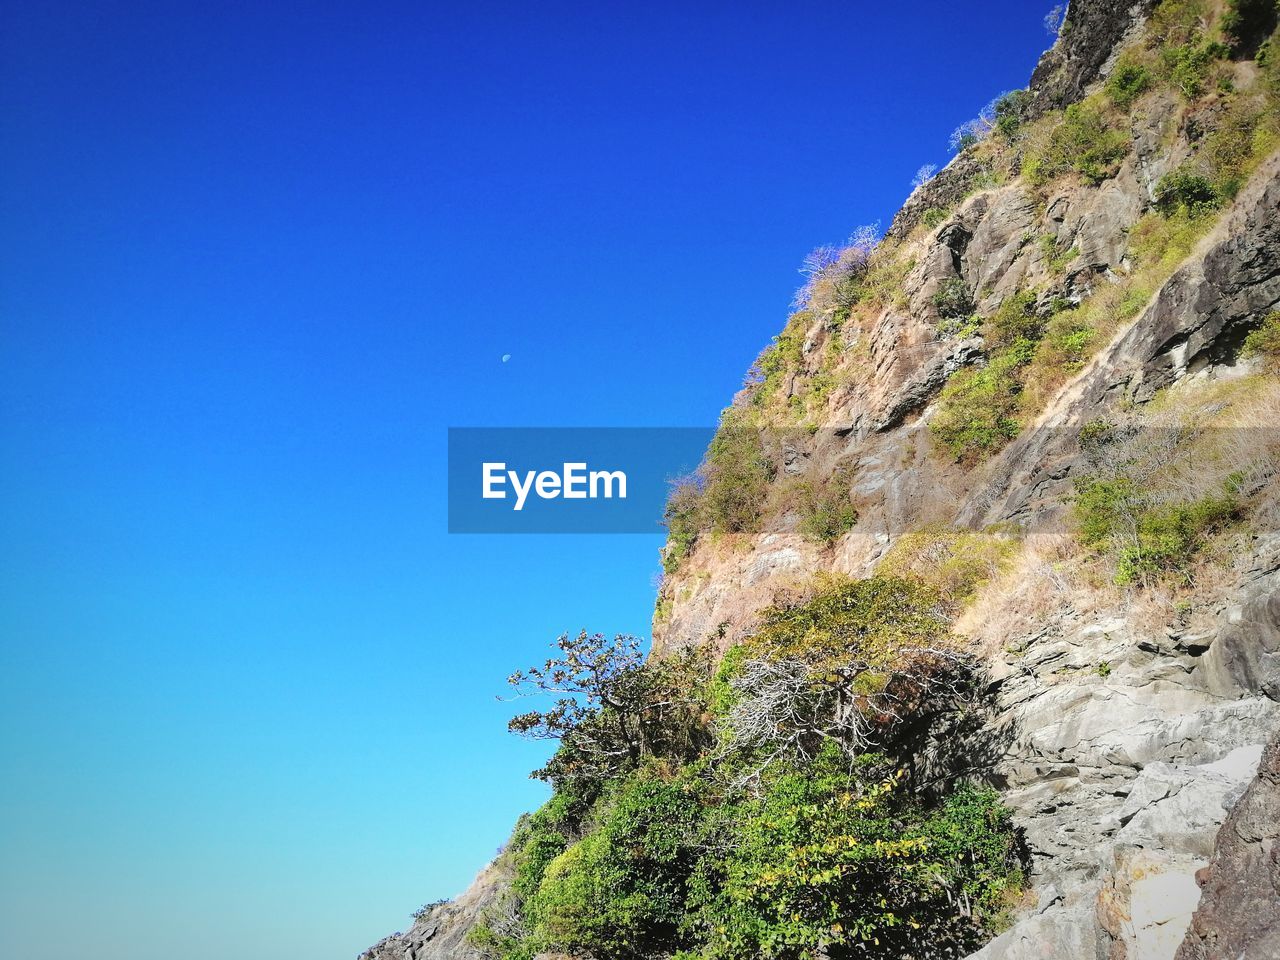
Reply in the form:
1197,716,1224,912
477,585,1024,960
1037,235,1077,275
878,526,1018,608
788,469,859,545
745,576,947,670
933,2,1280,463
1074,473,1241,585
751,313,809,409
1242,310,1280,369
922,205,951,229
983,290,1042,349
1220,0,1279,55
993,89,1031,140
700,415,774,533
1022,95,1128,186
1160,35,1229,98
930,339,1035,462
1105,59,1153,108
932,277,976,320
1153,168,1221,215
660,410,775,573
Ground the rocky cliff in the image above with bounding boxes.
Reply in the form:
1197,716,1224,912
364,1,1280,957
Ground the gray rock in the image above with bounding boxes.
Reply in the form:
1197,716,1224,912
1176,730,1280,959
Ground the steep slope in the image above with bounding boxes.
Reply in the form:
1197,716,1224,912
363,1,1280,957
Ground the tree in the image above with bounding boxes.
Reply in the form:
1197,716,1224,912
716,578,972,788
506,632,711,783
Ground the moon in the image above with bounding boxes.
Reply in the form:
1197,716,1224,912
501,354,511,363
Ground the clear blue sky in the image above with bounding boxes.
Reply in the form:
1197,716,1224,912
1,2,1051,958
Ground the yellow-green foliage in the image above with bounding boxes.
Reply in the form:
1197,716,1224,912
1130,208,1212,272
701,414,773,534
486,750,1022,960
662,477,704,573
1199,91,1278,198
984,290,1043,349
1074,474,1241,585
782,466,859,545
660,409,775,573
485,575,1023,960
688,757,1022,960
1106,57,1155,108
1022,95,1129,186
746,576,947,675
878,526,1018,608
1242,310,1280,369
749,312,808,409
929,341,1035,462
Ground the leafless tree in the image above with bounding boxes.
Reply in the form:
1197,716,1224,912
912,163,938,190
719,644,972,792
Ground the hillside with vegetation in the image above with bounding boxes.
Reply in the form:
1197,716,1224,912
363,2,1280,958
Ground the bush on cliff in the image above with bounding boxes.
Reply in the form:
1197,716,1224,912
1242,311,1280,369
1074,473,1242,586
476,577,1022,960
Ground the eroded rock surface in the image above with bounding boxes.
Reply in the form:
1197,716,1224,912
1175,731,1280,960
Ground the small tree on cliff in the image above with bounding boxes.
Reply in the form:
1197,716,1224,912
505,631,710,785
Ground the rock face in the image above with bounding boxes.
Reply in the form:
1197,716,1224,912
889,0,1156,242
358,862,507,960
1026,0,1159,116
1175,731,1280,960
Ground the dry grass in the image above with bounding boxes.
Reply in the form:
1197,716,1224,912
958,374,1280,653
954,533,1088,653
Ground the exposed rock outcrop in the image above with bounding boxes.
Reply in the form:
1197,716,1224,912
1175,730,1280,960
359,862,508,960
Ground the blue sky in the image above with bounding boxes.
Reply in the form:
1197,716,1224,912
1,2,1052,958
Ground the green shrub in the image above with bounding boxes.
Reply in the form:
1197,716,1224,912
1038,307,1097,371
790,471,859,545
499,750,1022,960
707,644,748,718
1242,310,1280,368
701,413,773,533
491,575,1023,960
1074,475,1241,585
1106,60,1154,108
984,290,1042,349
1154,167,1221,215
749,313,808,407
1116,493,1239,583
690,753,1022,960
1160,36,1229,98
930,342,1035,462
1037,234,1078,275
1128,209,1210,272
660,410,775,566
922,205,951,229
662,476,704,573
994,89,1032,139
1150,0,1212,49
1200,96,1271,198
528,772,706,958
932,276,976,319
747,575,947,671
879,526,1017,607
1023,99,1129,186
